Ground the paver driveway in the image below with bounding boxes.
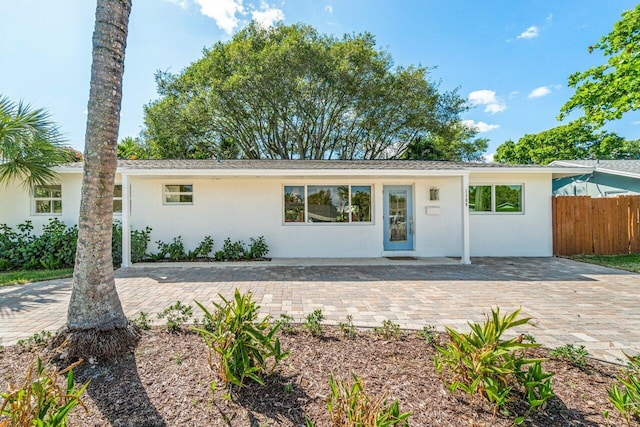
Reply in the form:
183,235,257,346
1,257,638,363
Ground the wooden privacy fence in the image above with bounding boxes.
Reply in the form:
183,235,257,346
552,195,640,256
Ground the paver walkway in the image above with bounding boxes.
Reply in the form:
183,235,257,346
1,257,638,364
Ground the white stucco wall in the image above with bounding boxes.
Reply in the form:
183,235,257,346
129,176,464,258
0,173,84,231
469,173,553,256
0,170,554,259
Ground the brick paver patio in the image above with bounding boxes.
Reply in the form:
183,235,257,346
1,257,638,364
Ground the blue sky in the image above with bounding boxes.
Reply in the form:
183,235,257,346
1,0,639,160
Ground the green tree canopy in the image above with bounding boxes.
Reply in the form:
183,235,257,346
0,96,73,188
143,22,473,160
494,121,640,165
559,5,640,127
402,122,488,161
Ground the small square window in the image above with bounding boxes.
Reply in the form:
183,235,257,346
33,185,62,215
164,184,194,205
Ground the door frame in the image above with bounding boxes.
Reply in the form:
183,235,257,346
382,185,414,251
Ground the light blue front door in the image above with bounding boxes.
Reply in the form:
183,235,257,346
383,186,414,251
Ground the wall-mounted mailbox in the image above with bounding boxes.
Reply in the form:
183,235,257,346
426,206,441,215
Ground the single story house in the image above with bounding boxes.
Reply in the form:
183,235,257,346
551,160,640,197
0,159,585,266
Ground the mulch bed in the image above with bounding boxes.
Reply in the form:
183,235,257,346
0,327,636,426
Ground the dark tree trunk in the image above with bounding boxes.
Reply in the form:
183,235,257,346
53,0,138,361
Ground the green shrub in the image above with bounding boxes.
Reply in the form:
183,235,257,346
549,344,589,368
222,238,245,261
434,307,554,422
0,219,151,271
304,310,325,337
157,301,193,333
193,289,288,387
607,353,640,425
130,311,152,330
278,313,296,335
112,222,152,266
154,236,187,261
0,357,89,426
248,236,269,259
338,315,357,339
326,373,411,426
17,330,52,351
187,236,214,260
416,325,437,345
374,320,403,339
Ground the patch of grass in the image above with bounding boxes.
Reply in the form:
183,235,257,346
0,268,74,287
570,254,640,273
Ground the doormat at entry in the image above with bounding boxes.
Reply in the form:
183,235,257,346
385,256,418,260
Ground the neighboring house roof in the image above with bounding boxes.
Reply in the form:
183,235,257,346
56,159,587,177
550,160,640,179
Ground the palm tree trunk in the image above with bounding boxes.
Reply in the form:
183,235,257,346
54,0,138,360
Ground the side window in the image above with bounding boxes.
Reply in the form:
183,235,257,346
469,184,523,213
113,184,123,213
163,184,193,204
33,185,62,215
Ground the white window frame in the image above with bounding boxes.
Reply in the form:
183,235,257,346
163,183,194,205
32,184,63,216
282,184,374,225
113,184,123,215
469,183,524,214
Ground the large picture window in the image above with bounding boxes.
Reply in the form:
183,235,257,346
33,185,62,215
469,184,523,213
284,185,372,223
163,184,193,204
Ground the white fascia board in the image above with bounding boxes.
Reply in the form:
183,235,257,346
113,168,469,177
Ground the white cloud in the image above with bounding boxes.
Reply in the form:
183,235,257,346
484,153,495,163
633,120,640,125
325,5,333,14
528,86,550,98
468,90,506,114
528,85,558,98
517,26,539,39
462,119,500,133
546,13,553,22
195,0,245,34
252,3,284,28
508,91,519,98
164,0,189,8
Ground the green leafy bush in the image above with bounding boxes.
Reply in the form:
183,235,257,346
549,344,589,368
0,357,89,427
222,238,246,261
130,311,152,331
304,310,325,337
278,313,296,335
374,320,403,339
338,315,357,339
0,219,151,271
607,353,640,425
0,220,77,271
248,236,269,259
154,236,187,261
326,373,411,426
112,221,152,266
157,301,193,333
416,325,437,345
434,307,554,422
193,289,288,387
17,330,52,351
186,236,214,260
